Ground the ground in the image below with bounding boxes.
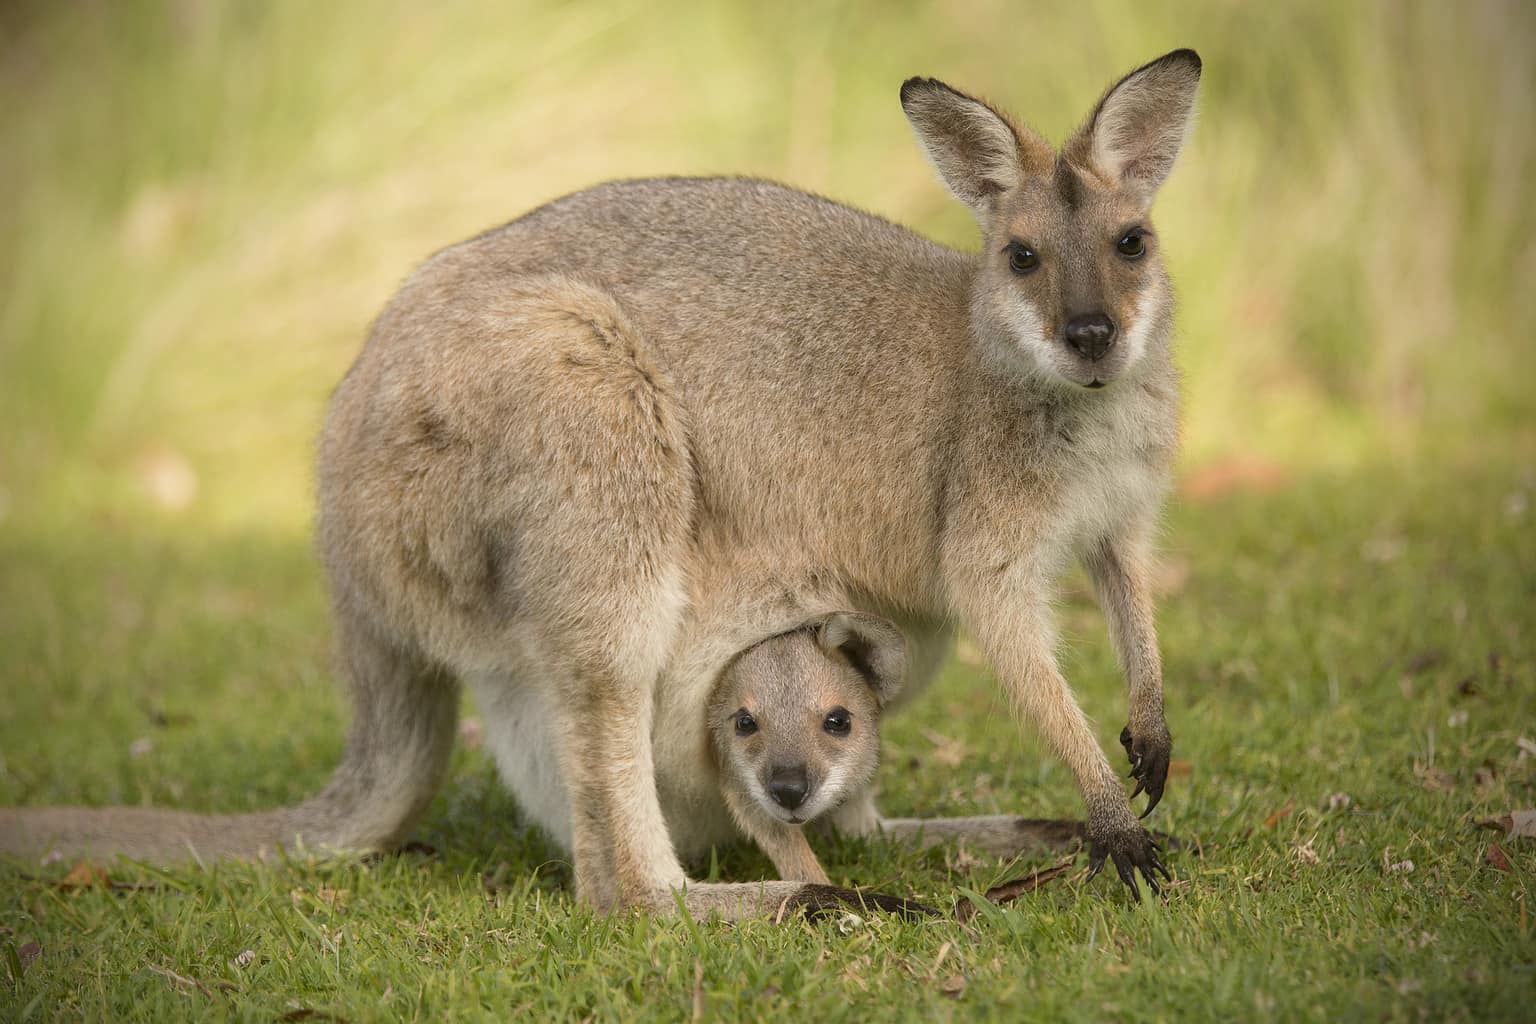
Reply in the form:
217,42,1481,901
2,453,1531,1021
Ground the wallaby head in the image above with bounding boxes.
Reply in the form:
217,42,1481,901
900,49,1201,390
709,614,906,828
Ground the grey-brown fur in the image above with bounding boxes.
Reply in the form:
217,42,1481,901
0,50,1200,915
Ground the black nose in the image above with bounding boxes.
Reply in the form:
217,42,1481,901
768,768,809,811
1064,313,1117,361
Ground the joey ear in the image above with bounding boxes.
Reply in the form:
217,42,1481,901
900,77,1041,219
815,613,907,707
1071,48,1202,202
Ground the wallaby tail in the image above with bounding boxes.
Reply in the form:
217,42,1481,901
0,617,459,866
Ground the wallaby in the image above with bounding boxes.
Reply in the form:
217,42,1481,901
706,615,904,886
2,50,1199,916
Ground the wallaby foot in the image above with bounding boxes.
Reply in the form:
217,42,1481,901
1084,807,1170,902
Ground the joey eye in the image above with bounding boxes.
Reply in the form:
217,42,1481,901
823,707,851,736
1006,243,1039,275
1116,230,1147,260
733,710,758,736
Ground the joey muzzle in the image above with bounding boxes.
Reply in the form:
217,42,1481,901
767,766,810,811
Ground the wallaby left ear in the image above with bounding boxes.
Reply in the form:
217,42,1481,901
900,77,1043,220
815,613,907,707
1072,48,1202,202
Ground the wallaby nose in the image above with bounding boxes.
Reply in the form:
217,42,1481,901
1064,313,1117,361
768,767,809,811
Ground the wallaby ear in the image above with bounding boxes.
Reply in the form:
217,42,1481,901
815,613,907,707
1071,49,1202,202
900,77,1035,218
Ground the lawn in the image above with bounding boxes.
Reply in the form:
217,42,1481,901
2,2,1533,1021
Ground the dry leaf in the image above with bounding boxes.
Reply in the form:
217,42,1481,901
1168,759,1194,778
940,973,967,998
1476,810,1536,840
956,857,1076,922
1262,802,1294,828
1486,843,1512,872
58,861,110,891
459,718,484,750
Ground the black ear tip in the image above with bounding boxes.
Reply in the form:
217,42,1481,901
899,76,954,107
1166,48,1202,76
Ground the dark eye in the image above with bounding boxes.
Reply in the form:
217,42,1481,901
1007,244,1039,275
733,710,758,736
1116,230,1147,260
823,707,851,736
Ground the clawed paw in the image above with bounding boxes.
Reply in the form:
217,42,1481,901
1119,722,1172,819
1086,822,1171,903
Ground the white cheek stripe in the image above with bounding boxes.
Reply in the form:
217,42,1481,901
1002,293,1051,356
1118,295,1151,365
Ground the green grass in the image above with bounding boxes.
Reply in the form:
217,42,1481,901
2,459,1533,1021
2,0,1534,1020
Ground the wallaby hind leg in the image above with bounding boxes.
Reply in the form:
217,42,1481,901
465,280,930,921
287,608,459,853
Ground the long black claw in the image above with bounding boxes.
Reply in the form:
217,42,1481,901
1087,845,1107,881
1139,788,1163,818
1114,854,1142,903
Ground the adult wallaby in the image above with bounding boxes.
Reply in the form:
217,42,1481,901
2,50,1198,916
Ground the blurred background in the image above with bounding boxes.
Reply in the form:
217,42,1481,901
1,0,1531,541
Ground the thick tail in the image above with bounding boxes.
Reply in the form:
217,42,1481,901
0,617,458,866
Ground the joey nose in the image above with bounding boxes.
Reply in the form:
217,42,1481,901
1064,313,1117,361
768,768,809,811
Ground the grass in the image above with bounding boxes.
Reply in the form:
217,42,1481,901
1,0,1534,1020
2,459,1532,1021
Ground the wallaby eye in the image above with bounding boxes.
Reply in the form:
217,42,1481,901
733,710,758,736
1006,243,1039,275
823,707,852,736
1116,230,1147,260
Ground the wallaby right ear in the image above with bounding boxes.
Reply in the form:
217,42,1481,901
815,613,907,707
900,78,1036,218
1070,48,1202,203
